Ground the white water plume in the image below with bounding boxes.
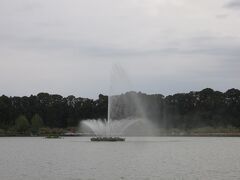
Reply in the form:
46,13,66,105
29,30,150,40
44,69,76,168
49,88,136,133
79,64,160,136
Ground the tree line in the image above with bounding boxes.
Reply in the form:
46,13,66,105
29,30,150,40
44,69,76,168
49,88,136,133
0,88,240,134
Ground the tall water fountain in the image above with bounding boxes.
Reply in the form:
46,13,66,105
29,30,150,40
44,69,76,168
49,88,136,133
80,64,158,141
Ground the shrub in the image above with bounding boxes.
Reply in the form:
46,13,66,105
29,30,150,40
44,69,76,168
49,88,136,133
31,114,44,134
15,115,30,134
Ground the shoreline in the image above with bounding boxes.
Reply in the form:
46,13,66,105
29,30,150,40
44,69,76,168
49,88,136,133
1,133,240,137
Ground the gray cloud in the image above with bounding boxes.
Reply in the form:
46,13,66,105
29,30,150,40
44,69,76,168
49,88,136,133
1,33,240,58
216,14,229,19
0,0,240,98
225,0,240,9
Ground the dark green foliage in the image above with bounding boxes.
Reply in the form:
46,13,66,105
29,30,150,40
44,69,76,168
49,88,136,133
0,88,240,131
31,114,43,134
163,88,240,129
15,115,30,133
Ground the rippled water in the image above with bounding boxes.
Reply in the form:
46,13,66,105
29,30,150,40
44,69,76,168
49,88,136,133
0,137,240,180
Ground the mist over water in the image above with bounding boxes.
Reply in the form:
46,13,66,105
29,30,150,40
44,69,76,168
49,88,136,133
80,64,160,136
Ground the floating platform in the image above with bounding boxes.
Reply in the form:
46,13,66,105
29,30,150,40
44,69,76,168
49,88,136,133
91,137,125,142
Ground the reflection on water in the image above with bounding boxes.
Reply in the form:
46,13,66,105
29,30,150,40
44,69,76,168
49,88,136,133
0,137,240,180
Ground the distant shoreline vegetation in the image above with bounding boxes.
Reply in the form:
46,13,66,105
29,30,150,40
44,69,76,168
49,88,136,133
0,88,240,136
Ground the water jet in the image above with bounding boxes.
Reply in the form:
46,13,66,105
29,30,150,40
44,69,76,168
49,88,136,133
80,64,158,141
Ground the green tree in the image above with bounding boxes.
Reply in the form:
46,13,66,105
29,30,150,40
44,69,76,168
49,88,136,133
31,114,44,134
15,115,30,134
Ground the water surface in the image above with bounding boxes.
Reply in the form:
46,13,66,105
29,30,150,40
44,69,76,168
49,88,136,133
0,137,240,180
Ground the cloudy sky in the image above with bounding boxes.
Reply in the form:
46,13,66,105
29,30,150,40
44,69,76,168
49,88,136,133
0,0,240,98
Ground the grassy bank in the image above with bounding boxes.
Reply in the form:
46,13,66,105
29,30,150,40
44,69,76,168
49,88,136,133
1,127,240,137
158,127,240,137
0,127,75,137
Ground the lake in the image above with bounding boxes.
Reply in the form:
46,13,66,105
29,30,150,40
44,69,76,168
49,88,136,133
0,137,240,180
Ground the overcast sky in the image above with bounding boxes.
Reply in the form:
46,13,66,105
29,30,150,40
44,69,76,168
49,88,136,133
0,0,240,98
